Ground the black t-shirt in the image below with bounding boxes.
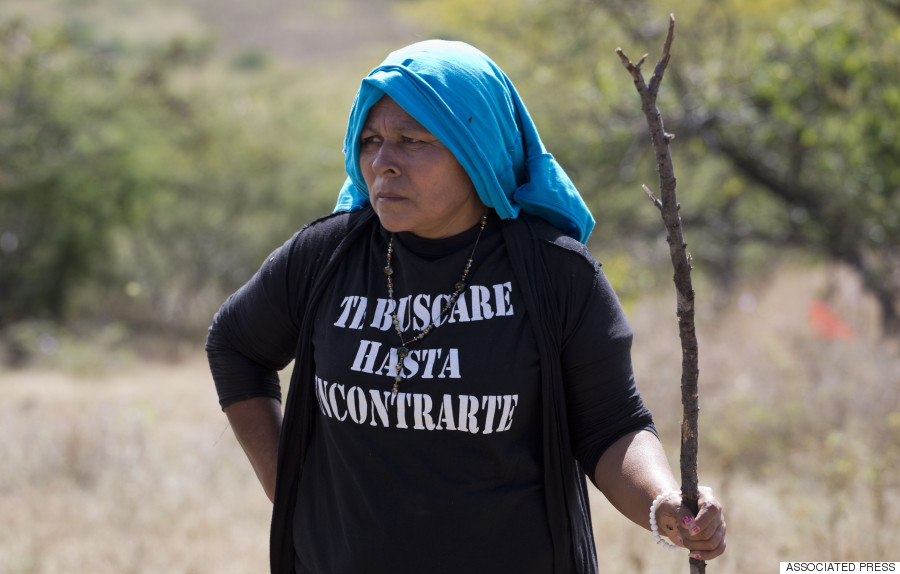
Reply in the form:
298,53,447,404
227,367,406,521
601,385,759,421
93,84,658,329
206,210,653,573
296,218,552,573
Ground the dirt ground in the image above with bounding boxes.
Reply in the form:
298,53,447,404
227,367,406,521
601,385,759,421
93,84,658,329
2,265,898,573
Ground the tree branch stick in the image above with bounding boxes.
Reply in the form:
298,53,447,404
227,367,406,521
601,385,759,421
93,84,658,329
617,14,705,573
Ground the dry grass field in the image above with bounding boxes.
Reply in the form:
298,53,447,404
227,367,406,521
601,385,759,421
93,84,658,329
2,264,898,573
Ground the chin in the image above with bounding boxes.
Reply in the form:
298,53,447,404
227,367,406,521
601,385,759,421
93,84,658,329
374,211,413,234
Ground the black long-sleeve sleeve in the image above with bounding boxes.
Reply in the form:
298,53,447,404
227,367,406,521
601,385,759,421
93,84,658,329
206,226,324,409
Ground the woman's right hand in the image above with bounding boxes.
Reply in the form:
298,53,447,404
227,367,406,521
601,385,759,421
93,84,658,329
656,486,727,560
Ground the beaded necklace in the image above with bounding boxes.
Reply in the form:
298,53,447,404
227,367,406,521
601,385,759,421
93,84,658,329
383,213,489,395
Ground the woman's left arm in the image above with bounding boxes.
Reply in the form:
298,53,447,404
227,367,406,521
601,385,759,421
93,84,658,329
593,429,727,560
546,239,726,559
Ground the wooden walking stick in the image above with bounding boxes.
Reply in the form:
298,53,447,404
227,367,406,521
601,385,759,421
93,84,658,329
616,14,706,573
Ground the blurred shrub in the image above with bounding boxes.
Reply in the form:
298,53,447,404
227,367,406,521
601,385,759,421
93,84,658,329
6,0,899,347
0,19,145,324
0,17,350,346
707,3,900,332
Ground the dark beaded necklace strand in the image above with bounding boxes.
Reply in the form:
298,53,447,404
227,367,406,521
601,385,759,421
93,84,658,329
383,214,489,395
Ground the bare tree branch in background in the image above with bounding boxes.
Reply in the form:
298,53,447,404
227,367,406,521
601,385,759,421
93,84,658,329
616,15,705,574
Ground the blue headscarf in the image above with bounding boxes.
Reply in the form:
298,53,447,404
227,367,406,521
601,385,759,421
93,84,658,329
334,39,595,244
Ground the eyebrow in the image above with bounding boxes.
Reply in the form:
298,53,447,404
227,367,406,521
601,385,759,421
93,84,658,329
361,115,432,135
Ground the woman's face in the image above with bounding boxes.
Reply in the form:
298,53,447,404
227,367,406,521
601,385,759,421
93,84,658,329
359,97,485,239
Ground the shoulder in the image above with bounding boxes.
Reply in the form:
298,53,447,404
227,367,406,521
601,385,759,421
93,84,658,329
279,208,377,261
257,209,376,286
294,208,376,246
512,212,600,274
502,213,626,349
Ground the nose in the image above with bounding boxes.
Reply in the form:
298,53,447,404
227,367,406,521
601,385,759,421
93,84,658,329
370,141,401,178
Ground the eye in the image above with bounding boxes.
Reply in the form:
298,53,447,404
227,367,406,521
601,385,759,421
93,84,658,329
360,135,382,149
402,136,423,144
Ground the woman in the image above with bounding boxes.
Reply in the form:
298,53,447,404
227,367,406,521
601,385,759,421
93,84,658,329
207,39,726,573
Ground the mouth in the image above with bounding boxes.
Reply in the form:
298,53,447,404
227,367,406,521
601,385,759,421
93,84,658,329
374,191,407,202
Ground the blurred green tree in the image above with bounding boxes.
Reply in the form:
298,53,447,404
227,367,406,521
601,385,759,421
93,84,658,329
5,0,899,338
0,17,346,337
0,19,144,325
403,0,900,333
690,3,900,332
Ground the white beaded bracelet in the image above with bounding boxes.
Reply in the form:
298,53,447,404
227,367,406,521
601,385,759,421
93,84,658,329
649,491,681,551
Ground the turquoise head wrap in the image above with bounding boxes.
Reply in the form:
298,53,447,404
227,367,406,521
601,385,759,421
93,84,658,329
334,39,595,244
